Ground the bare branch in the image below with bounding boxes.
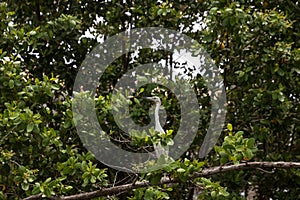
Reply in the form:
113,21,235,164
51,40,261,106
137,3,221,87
23,194,42,200
193,161,300,177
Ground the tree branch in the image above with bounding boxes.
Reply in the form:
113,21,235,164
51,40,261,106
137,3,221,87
23,162,300,200
23,194,42,200
193,161,300,177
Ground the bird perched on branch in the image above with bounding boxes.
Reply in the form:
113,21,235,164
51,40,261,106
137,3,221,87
144,96,169,159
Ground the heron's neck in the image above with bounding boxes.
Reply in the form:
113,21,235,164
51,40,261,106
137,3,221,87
154,102,162,131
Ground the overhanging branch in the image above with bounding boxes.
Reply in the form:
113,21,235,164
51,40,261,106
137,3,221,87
23,161,300,200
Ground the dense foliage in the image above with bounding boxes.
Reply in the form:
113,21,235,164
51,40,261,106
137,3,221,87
0,0,299,199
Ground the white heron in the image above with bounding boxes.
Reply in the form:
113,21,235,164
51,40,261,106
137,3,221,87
144,96,169,159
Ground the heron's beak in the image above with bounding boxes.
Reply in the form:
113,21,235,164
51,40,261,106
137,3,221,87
144,97,153,101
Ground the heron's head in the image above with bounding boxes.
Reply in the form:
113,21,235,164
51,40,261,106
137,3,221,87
144,96,161,104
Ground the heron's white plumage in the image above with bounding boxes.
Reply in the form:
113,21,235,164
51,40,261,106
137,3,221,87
145,96,169,158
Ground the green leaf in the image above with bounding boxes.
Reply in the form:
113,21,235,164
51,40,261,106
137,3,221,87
149,173,161,185
27,123,34,133
9,79,14,89
82,177,89,187
235,131,244,137
44,187,52,197
64,120,72,128
211,191,217,198
222,17,230,26
236,145,245,152
222,144,234,151
134,98,140,104
219,188,230,197
32,185,41,195
243,149,253,160
204,34,212,42
62,167,73,175
9,112,19,120
278,92,285,102
166,138,174,146
51,85,59,90
42,138,50,147
28,176,35,182
44,178,51,183
90,176,96,183
220,152,229,164
177,168,186,173
144,188,155,200
227,123,233,132
247,138,255,148
66,109,73,118
29,30,37,35
21,182,29,191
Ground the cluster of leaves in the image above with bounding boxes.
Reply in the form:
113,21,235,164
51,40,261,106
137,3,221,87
0,54,109,198
130,124,259,200
197,1,300,198
130,129,174,151
214,124,258,164
0,8,107,196
129,186,171,200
